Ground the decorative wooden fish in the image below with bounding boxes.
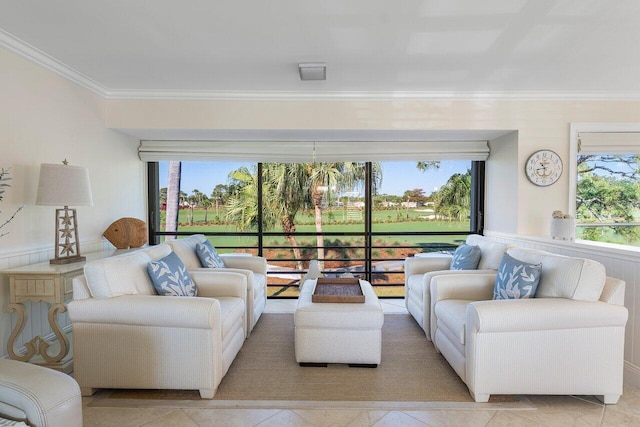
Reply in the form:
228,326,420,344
103,217,147,249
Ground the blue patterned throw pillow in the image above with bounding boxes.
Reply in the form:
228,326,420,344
450,244,481,270
493,253,541,300
195,240,225,268
147,251,197,296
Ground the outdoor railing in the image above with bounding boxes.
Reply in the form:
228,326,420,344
155,230,469,298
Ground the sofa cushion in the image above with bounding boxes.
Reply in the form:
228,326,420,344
493,252,541,300
450,244,481,270
147,251,197,297
166,234,207,269
466,234,510,270
196,241,226,268
84,245,171,299
507,248,606,302
434,299,469,345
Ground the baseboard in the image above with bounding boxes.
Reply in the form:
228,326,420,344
624,361,640,388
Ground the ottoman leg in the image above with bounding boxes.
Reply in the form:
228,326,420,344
348,363,378,368
299,362,328,367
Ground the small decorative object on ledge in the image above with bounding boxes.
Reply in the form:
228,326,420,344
550,210,575,241
103,217,147,249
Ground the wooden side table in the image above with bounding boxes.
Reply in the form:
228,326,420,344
2,250,117,373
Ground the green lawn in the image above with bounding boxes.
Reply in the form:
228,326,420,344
164,208,468,298
165,208,468,248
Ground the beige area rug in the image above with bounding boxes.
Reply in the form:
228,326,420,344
89,314,528,410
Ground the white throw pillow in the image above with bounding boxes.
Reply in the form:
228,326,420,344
166,234,207,269
84,245,171,298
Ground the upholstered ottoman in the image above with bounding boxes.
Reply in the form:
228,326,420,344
0,359,82,427
294,279,384,367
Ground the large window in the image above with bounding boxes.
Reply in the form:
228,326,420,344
576,154,640,245
148,159,484,298
573,128,640,247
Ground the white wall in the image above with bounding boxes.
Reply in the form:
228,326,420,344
106,98,640,237
0,46,145,357
486,131,518,234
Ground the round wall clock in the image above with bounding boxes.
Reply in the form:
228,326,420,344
525,150,563,186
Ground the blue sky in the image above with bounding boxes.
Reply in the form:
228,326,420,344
159,161,470,197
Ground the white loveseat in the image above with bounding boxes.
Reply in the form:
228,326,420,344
404,234,510,340
68,244,247,399
430,247,628,403
167,234,267,336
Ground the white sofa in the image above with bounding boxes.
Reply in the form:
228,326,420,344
166,234,267,336
0,359,82,427
68,244,247,399
430,247,628,403
404,234,509,340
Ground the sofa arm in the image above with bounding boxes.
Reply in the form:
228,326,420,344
68,295,221,329
404,255,453,277
220,254,267,274
190,270,247,300
467,298,629,333
600,276,625,305
430,273,496,304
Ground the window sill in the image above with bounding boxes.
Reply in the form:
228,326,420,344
485,231,640,262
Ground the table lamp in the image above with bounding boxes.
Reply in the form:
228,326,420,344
36,161,93,264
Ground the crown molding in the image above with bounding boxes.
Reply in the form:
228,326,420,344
104,89,640,101
0,28,109,97
3,29,640,102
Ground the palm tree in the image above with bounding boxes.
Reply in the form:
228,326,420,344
226,162,382,273
165,161,181,240
306,162,382,270
201,196,212,223
225,166,270,231
211,184,227,219
264,163,308,272
433,170,471,221
187,189,204,225
226,164,307,273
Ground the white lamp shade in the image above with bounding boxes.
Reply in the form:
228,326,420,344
36,163,93,206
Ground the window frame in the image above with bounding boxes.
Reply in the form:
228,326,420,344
146,160,485,296
570,123,640,245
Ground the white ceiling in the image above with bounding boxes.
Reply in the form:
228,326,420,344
1,0,639,100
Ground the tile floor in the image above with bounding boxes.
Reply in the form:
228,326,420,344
81,299,640,426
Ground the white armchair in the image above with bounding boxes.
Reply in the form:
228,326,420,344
167,234,267,336
0,359,82,427
430,248,628,403
404,234,509,340
68,244,247,399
